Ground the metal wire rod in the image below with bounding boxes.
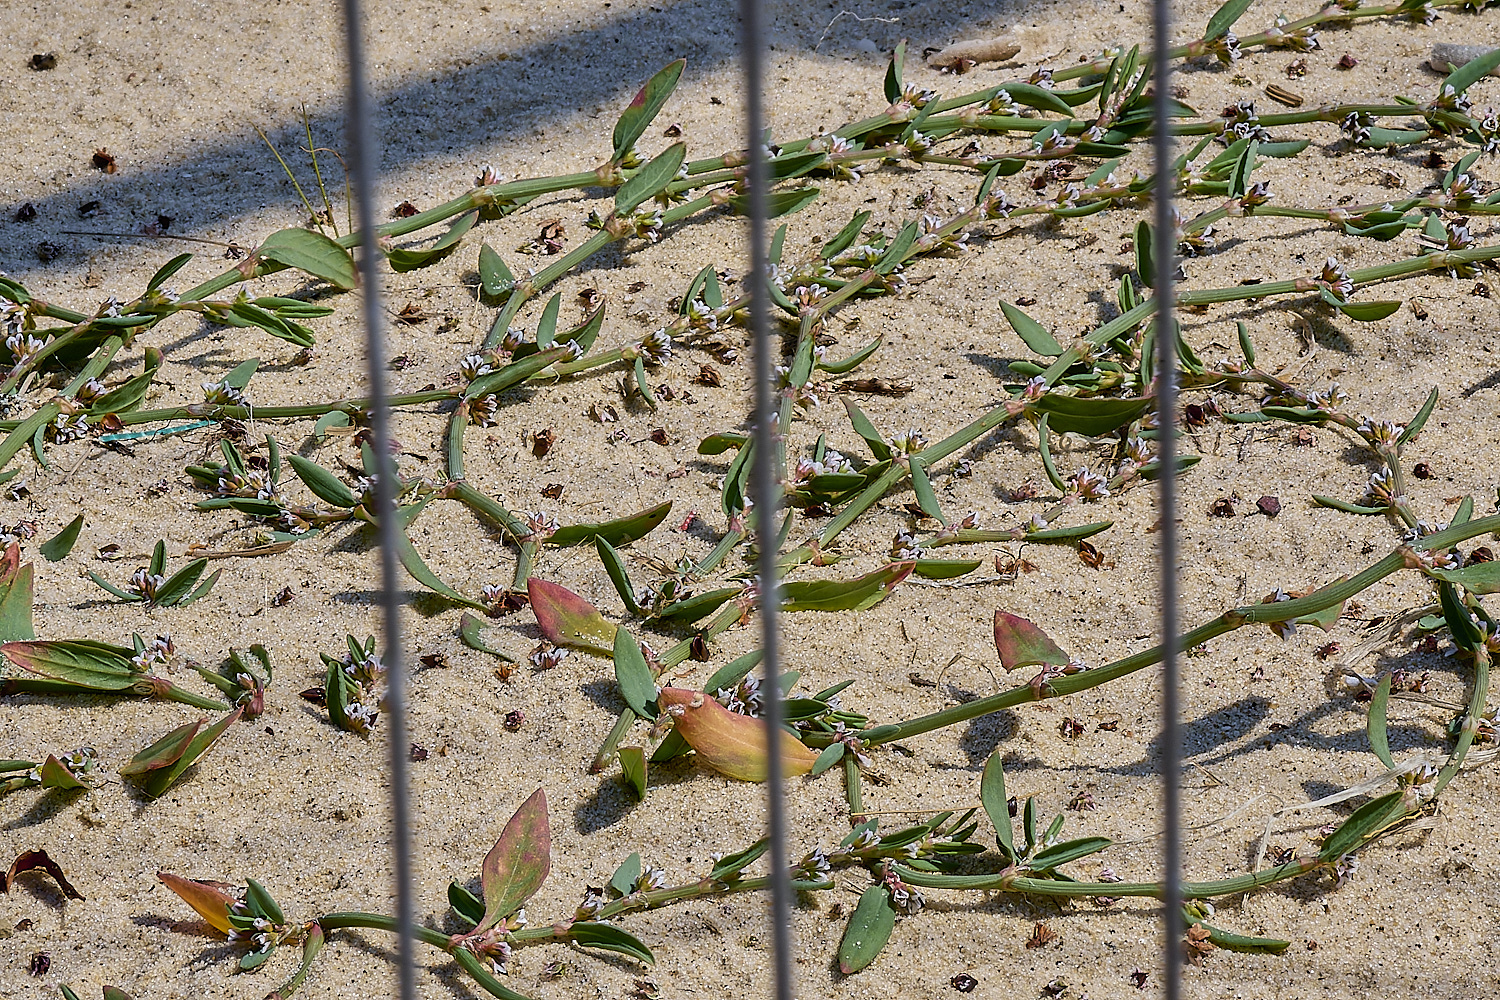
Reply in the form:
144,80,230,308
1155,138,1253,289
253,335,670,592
741,0,797,997
1150,0,1184,993
339,3,418,999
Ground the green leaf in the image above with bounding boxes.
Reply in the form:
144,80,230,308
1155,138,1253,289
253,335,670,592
0,545,34,641
549,500,673,547
387,210,476,272
613,59,686,161
149,538,167,577
594,536,642,615
816,335,882,375
1229,138,1259,199
39,754,87,790
1031,393,1150,436
843,397,892,462
129,708,243,798
1205,0,1255,40
781,562,914,612
479,242,516,298
875,222,918,275
1192,916,1290,955
908,457,944,523
613,627,658,719
1000,81,1073,116
632,355,656,412
1443,46,1500,97
703,649,764,696
1368,673,1395,771
1397,386,1438,446
478,788,551,933
459,612,513,662
397,530,486,609
615,143,687,215
1000,301,1064,356
619,745,647,800
287,455,359,508
569,921,655,965
527,578,617,655
1429,561,1500,595
810,741,846,776
838,885,896,974
994,612,1070,671
610,853,643,897
535,293,562,348
3,639,135,690
1330,295,1402,322
1134,219,1155,287
1036,412,1065,491
245,877,287,924
259,228,356,290
466,344,571,399
912,558,982,580
1318,790,1408,861
152,559,213,607
148,252,194,291
727,186,822,219
1236,320,1256,367
981,752,1014,862
883,40,907,103
708,837,769,881
821,210,872,259
650,587,741,624
1029,836,1112,871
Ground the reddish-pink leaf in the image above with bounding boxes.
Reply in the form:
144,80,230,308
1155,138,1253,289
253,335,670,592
658,687,818,782
478,788,551,933
527,578,617,655
994,611,1070,671
157,871,238,935
1,848,84,900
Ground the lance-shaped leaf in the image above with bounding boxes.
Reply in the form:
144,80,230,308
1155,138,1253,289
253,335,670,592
1205,0,1255,39
1429,561,1500,595
613,59,686,161
569,921,655,965
780,562,915,613
594,536,642,615
459,613,514,662
396,531,487,609
1001,301,1064,357
39,515,84,563
913,558,982,580
0,543,34,641
838,884,896,974
151,558,218,608
479,242,516,297
287,454,359,508
148,252,194,291
386,210,476,272
1368,673,1395,771
994,612,1070,671
613,627,658,718
465,344,569,399
258,228,357,290
477,788,551,933
980,754,1017,867
548,500,673,547
158,871,239,935
1029,836,1112,871
615,143,687,215
3,639,136,690
123,707,243,798
657,687,818,782
1443,46,1500,97
1030,393,1150,436
609,852,643,896
527,578,617,655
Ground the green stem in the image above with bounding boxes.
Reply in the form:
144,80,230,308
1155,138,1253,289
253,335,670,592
896,855,1324,899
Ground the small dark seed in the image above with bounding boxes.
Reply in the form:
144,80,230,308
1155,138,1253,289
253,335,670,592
13,203,36,223
1210,496,1236,517
503,709,526,732
950,973,978,993
1336,53,1358,69
1256,495,1282,517
1412,462,1433,480
28,53,58,71
409,743,429,761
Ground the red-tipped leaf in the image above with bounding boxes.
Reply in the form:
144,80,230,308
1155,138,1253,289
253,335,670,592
994,611,1070,671
527,578,617,655
478,788,551,933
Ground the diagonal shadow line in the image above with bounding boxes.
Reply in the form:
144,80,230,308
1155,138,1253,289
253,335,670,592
0,0,1017,280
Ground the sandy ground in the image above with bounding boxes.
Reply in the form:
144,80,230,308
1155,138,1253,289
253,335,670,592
1,0,1499,998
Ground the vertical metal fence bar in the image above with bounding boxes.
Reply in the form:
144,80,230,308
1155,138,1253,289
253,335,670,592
741,0,797,998
1149,0,1183,994
339,3,419,1000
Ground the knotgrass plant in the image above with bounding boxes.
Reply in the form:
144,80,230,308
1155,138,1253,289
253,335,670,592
1,0,1498,995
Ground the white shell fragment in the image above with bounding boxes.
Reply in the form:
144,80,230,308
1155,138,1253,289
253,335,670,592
1428,43,1500,75
927,36,1022,70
